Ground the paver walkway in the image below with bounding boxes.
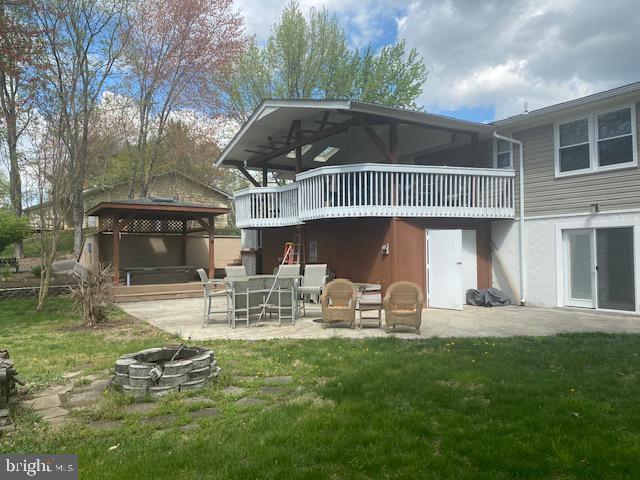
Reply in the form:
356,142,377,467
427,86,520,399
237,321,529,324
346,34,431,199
28,373,110,427
120,298,640,341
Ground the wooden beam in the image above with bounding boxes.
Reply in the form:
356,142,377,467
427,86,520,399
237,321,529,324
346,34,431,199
234,165,261,187
244,149,268,155
317,111,331,131
294,120,302,173
355,114,394,164
207,216,215,279
267,137,290,145
245,117,358,168
227,160,296,173
389,123,399,164
284,120,296,145
313,120,339,126
262,167,268,186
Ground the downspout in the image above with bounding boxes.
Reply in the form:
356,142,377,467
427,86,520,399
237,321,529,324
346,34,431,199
493,132,526,305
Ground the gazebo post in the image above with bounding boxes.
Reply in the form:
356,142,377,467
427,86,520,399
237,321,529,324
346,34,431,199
181,220,188,266
112,213,121,285
207,216,215,279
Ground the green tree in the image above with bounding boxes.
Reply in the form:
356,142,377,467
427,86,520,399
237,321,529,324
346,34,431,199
225,1,428,120
0,208,29,254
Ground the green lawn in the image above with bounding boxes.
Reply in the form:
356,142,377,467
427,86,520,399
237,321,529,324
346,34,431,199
1,298,640,479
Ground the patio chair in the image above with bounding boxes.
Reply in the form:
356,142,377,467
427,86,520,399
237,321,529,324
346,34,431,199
277,264,301,278
299,264,328,316
197,268,230,327
225,265,248,280
383,281,423,334
320,279,357,329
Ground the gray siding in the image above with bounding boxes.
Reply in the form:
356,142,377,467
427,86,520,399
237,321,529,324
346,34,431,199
512,101,640,217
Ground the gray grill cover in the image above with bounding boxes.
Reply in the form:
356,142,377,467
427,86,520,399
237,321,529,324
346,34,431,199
466,288,512,307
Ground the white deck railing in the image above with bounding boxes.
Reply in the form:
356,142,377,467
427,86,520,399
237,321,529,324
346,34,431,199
234,164,515,228
234,183,299,228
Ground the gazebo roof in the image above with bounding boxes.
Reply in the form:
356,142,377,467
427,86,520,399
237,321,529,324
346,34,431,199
86,198,229,219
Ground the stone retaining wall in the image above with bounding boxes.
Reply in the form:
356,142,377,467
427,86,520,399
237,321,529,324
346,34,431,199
0,285,70,300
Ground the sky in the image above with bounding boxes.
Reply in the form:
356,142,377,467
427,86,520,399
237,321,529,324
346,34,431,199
235,0,640,123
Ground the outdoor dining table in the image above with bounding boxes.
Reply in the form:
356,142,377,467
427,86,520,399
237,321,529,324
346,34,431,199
225,274,301,328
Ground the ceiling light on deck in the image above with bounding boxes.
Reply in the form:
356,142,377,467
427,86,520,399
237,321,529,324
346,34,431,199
314,146,340,162
286,144,313,158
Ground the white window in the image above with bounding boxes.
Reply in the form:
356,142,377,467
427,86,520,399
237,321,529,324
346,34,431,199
555,104,637,177
494,138,513,169
596,107,634,167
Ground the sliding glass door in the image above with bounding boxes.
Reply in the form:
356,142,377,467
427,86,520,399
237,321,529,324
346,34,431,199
596,228,635,311
563,227,635,311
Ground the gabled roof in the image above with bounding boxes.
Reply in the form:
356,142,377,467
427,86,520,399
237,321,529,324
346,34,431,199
494,81,640,128
83,171,232,200
86,198,229,218
215,99,493,169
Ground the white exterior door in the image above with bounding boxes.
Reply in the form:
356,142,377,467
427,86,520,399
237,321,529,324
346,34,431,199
563,229,596,308
427,229,463,310
461,230,478,303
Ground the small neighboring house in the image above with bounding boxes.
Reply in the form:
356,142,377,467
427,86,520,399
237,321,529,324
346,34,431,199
25,171,233,230
217,82,640,314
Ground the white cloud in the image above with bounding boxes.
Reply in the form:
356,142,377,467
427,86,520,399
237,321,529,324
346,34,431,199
229,0,640,120
397,0,640,119
235,0,405,47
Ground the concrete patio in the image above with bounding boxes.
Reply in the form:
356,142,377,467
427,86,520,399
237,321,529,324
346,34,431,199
119,297,640,341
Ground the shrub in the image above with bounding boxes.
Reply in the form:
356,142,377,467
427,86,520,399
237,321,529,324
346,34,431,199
0,209,30,253
31,264,43,278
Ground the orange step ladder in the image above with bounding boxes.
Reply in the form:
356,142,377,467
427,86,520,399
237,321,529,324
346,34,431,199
282,241,301,264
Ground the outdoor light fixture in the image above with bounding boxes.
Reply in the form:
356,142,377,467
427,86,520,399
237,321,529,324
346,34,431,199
381,243,390,255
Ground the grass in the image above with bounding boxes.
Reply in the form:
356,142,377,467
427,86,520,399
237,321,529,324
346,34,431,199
1,229,75,258
1,298,640,479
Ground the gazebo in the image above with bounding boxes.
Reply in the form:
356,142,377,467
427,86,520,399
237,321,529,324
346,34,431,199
86,199,229,284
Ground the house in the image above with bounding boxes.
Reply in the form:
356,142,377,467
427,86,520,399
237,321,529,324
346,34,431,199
216,82,640,314
25,171,233,230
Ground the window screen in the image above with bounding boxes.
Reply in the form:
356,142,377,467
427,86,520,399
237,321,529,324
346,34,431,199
558,118,590,172
496,139,512,168
597,108,633,167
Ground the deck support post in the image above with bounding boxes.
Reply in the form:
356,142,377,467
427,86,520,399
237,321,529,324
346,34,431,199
262,167,268,186
112,213,121,285
207,216,215,279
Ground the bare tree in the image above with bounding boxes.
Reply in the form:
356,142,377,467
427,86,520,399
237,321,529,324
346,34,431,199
122,0,245,198
34,0,131,255
0,0,41,258
28,118,73,311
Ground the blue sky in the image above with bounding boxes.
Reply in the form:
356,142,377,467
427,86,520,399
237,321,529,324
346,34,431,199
237,0,640,122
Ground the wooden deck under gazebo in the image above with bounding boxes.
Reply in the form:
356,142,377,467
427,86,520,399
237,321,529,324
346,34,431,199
85,199,230,286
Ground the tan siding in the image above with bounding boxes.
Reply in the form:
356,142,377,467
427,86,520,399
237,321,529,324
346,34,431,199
512,100,640,217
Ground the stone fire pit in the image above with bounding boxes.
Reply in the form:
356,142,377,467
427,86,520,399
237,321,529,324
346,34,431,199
112,346,220,398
